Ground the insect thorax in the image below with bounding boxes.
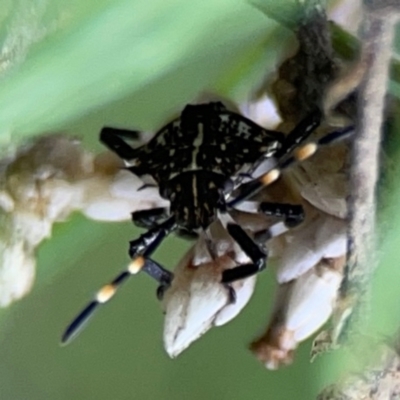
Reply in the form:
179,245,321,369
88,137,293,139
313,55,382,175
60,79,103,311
126,102,283,230
164,170,228,231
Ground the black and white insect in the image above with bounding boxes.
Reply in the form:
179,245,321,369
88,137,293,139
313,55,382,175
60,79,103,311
61,101,352,344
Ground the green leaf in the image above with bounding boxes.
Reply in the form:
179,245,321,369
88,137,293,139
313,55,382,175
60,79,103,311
0,0,288,143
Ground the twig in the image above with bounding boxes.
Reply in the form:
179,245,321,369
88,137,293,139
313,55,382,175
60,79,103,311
340,3,399,342
317,3,400,399
318,332,400,399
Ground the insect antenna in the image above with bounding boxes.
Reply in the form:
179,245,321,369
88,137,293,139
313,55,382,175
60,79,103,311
61,257,172,345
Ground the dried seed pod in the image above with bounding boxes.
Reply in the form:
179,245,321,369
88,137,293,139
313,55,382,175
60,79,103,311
250,165,348,369
251,256,345,370
276,213,347,283
243,73,351,366
162,219,258,358
0,134,166,307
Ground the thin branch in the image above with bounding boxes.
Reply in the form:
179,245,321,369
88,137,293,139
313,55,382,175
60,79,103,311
340,4,399,341
317,3,400,399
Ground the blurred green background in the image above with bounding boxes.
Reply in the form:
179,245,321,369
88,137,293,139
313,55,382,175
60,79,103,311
0,0,400,399
0,216,347,400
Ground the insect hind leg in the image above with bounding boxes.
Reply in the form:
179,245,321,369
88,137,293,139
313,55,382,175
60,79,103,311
221,223,267,283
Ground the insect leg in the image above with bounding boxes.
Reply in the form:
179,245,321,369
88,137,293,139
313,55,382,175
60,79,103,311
132,207,169,229
62,218,176,345
258,202,305,228
61,257,172,345
274,109,322,158
221,223,267,284
129,216,176,258
100,127,140,160
227,124,354,208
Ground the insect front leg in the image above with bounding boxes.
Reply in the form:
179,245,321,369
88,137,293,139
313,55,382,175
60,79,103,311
132,207,169,229
100,127,140,160
129,216,178,297
61,256,172,345
61,217,177,345
129,216,176,258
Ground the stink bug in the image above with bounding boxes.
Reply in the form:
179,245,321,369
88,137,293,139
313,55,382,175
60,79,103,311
62,102,353,344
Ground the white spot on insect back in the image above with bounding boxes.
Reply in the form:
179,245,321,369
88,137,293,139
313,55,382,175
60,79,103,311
238,121,251,138
187,123,204,171
156,134,166,146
